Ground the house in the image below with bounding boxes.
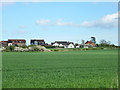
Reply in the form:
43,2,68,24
30,39,45,46
77,37,96,48
8,39,26,46
80,44,89,48
75,44,89,48
85,41,95,47
51,41,74,48
63,42,74,48
52,41,68,47
67,43,75,48
0,41,8,47
85,37,96,47
77,41,95,48
52,42,59,47
76,45,80,48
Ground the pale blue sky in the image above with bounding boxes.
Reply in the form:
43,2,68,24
2,2,118,45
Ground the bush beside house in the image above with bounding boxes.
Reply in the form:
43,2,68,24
0,45,51,52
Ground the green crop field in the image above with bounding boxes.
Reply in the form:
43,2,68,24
2,49,118,88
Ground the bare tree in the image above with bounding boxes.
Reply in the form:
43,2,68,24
107,41,111,45
99,39,112,47
99,39,107,44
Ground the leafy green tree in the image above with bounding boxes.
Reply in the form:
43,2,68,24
9,45,15,51
5,45,15,52
99,40,116,47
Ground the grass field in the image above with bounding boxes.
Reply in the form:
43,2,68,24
2,49,118,88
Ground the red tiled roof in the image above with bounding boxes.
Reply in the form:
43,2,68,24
85,41,95,47
0,41,8,45
8,39,26,41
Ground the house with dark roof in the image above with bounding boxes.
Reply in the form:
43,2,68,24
51,41,74,48
30,39,45,46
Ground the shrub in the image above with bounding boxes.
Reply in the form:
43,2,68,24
14,44,18,47
59,46,64,48
5,46,15,52
28,45,51,52
9,45,15,51
54,49,59,51
14,47,29,52
0,47,6,52
100,47,104,49
92,48,97,50
45,46,55,48
33,47,40,51
21,45,28,48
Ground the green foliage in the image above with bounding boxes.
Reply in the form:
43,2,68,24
5,46,15,52
2,49,118,88
33,47,40,51
99,39,116,48
14,44,18,47
28,45,36,47
54,49,59,51
50,47,106,52
5,47,10,52
45,45,55,48
21,45,28,48
9,46,15,51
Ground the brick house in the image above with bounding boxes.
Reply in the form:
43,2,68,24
0,41,8,47
8,39,26,46
85,41,95,47
84,37,96,47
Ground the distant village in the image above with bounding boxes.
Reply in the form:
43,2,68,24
0,37,96,48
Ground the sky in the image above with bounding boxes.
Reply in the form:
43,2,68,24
1,2,118,45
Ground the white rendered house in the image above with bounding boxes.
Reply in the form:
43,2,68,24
8,43,12,46
52,43,59,47
59,44,64,47
68,43,74,48
52,41,75,48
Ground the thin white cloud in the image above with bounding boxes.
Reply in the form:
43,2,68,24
36,19,51,25
55,19,74,26
78,12,118,29
36,12,118,29
53,12,118,29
